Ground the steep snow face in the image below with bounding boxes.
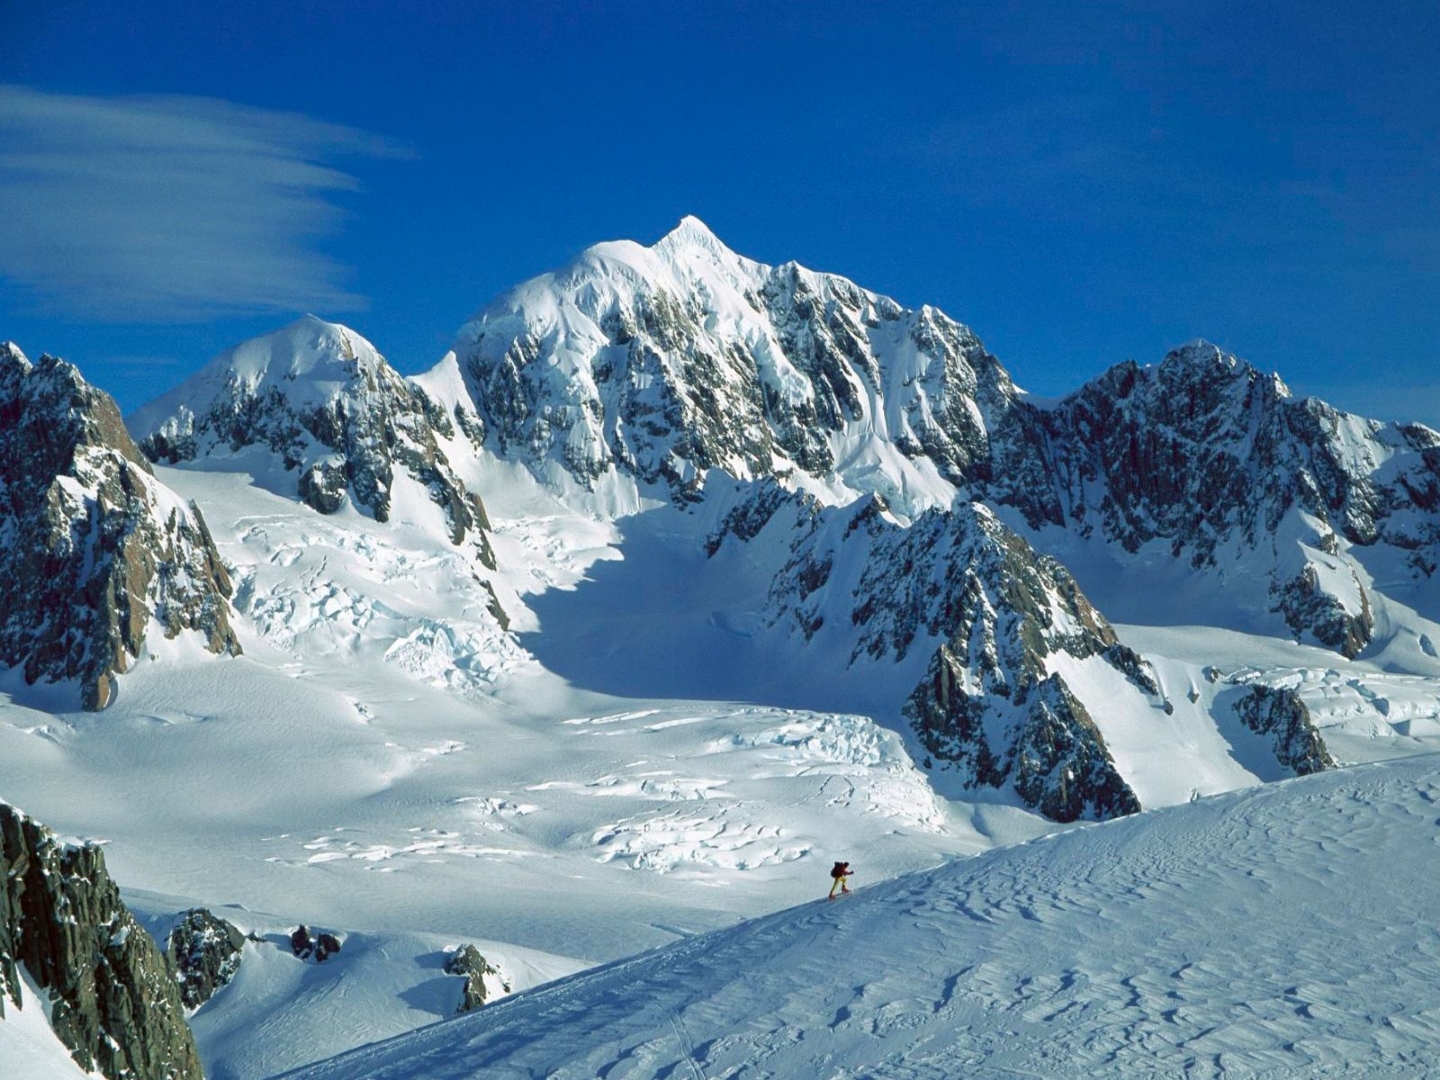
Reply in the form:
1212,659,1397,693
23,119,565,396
128,316,495,569
0,344,239,710
285,755,1440,1080
995,341,1440,656
448,216,1015,513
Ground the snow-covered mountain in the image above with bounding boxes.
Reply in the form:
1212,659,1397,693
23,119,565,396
0,344,239,710
8,218,1440,1079
446,215,1015,510
441,222,1440,664
993,341,1440,657
129,316,496,569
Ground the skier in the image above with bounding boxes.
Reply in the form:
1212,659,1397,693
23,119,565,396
828,860,852,899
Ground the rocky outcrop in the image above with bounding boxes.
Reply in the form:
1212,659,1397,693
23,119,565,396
167,908,244,1010
869,506,1148,820
991,342,1440,654
0,344,240,710
907,659,1139,823
444,944,509,1013
1271,559,1374,659
1233,685,1335,775
129,316,496,570
0,801,203,1080
722,487,1157,821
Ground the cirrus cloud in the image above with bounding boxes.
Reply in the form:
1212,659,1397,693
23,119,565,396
0,85,407,321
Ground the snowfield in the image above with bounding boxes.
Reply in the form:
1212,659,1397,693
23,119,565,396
282,754,1440,1079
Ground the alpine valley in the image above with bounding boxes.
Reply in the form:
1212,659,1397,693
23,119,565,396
5,218,1440,1079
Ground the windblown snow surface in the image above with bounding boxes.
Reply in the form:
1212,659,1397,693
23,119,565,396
283,755,1440,1080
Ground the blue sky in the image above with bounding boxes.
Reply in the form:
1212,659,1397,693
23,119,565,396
2,1,1438,423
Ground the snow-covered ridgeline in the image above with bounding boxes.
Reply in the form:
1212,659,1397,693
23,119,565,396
447,216,1012,512
128,315,496,571
994,341,1440,655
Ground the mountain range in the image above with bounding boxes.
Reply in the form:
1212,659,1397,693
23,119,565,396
5,217,1440,1078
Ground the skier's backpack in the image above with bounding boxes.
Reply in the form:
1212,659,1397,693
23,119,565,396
830,861,847,879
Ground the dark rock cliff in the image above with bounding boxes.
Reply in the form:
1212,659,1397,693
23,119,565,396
167,908,245,1010
0,344,240,710
1232,684,1335,776
0,802,203,1080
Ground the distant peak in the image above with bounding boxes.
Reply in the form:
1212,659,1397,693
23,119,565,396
665,214,720,242
1161,340,1247,374
0,341,30,370
653,215,735,259
1166,339,1226,362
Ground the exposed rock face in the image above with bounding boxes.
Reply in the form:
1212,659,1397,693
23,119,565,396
992,342,1440,656
0,344,240,710
129,316,496,570
444,943,509,1013
449,216,1017,504
722,488,1157,820
907,656,1140,822
1232,685,1335,775
167,908,244,1010
0,801,203,1080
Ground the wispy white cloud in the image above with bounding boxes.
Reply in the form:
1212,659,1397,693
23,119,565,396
0,85,407,321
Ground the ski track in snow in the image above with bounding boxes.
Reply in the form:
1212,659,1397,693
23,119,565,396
284,756,1440,1079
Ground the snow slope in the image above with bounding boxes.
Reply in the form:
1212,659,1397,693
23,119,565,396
285,754,1440,1079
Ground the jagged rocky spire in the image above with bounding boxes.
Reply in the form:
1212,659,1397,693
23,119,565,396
0,344,240,710
1,801,204,1079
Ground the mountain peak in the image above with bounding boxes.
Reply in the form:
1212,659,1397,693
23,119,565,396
1164,339,1231,367
1158,340,1290,396
658,214,723,247
652,214,742,267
